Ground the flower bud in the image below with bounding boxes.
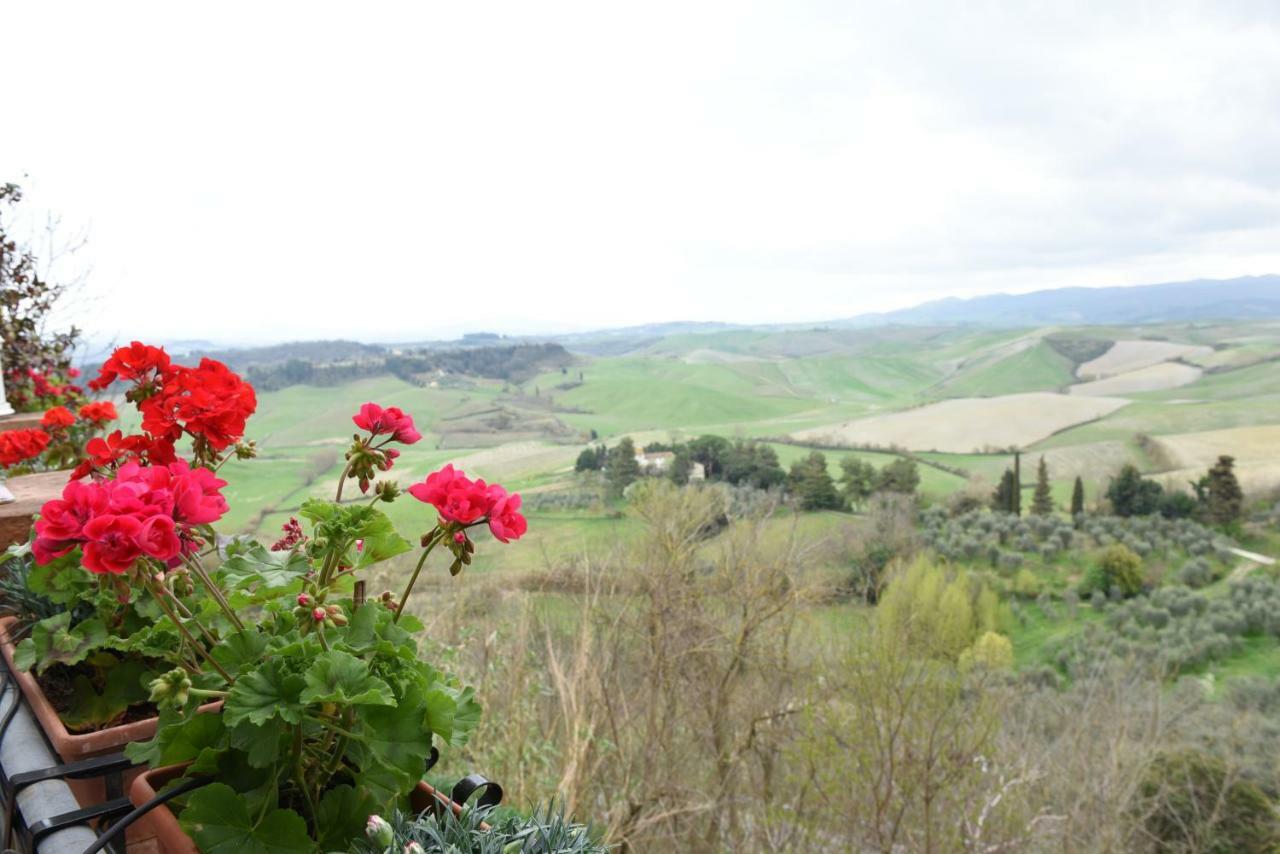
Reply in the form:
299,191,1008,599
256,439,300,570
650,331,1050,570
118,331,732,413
297,592,311,607
326,604,348,626
365,815,394,848
148,668,192,709
312,607,326,622
404,843,425,854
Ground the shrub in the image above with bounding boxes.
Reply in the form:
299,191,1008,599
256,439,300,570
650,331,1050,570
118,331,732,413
958,631,1013,672
1177,558,1214,589
1084,545,1144,597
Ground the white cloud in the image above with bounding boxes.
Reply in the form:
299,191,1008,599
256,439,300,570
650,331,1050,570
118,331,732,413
3,0,1279,344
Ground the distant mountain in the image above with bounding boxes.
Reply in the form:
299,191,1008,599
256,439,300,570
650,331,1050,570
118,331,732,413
838,275,1280,327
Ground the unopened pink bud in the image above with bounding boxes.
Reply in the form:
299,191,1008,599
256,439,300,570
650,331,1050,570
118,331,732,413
454,531,465,544
312,607,326,622
297,592,311,606
355,538,365,552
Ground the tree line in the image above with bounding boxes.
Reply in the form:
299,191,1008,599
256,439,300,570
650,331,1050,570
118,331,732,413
576,435,920,509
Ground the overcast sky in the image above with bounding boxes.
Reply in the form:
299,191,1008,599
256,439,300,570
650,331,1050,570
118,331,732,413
4,1,1280,346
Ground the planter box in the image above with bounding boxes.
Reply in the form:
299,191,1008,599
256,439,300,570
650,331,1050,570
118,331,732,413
0,616,221,841
130,765,471,854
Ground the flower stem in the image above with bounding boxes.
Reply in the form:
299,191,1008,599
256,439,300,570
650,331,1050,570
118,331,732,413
393,528,444,623
145,577,234,685
184,555,245,632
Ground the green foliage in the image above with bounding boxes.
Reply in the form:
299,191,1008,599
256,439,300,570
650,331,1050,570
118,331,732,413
573,445,606,473
1106,464,1164,517
351,803,609,854
877,559,1002,660
1030,456,1053,516
991,469,1018,514
875,458,920,495
1084,545,1144,597
605,438,640,496
1158,490,1199,520
958,631,1013,672
181,782,314,854
1202,455,1244,527
788,451,843,511
839,457,877,508
1070,476,1085,517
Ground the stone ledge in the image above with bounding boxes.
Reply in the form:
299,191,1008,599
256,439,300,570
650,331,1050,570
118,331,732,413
0,412,45,433
0,470,68,550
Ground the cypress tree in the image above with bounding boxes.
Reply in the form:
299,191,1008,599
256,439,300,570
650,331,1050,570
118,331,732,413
1031,456,1054,515
606,437,641,496
992,469,1017,513
1012,451,1022,516
1204,455,1244,526
1071,476,1085,517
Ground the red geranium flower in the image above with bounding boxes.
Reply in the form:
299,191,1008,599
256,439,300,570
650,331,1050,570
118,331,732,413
353,403,422,445
41,406,76,430
88,342,172,391
78,401,119,424
407,464,493,525
485,485,528,543
141,359,256,451
0,429,51,467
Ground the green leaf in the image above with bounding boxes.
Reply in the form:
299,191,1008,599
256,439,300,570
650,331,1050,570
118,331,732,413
224,660,306,727
352,693,434,790
300,650,395,706
181,783,312,854
59,657,151,730
315,784,377,853
218,542,311,596
124,708,226,768
24,613,107,674
12,638,35,672
24,549,92,605
424,681,481,747
228,718,285,768
212,629,271,678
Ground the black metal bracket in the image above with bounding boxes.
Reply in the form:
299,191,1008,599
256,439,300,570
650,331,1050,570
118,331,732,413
82,776,213,854
451,773,503,811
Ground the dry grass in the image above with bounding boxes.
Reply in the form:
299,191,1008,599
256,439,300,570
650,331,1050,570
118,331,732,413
1077,340,1213,380
1068,363,1203,396
1150,425,1280,495
791,393,1129,453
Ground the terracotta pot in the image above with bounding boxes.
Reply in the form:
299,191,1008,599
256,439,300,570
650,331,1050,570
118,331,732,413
131,765,474,854
0,616,221,839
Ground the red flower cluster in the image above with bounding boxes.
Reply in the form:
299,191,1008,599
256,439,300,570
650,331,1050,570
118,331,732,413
88,342,171,391
352,403,422,445
0,429,51,467
33,460,229,574
77,344,256,474
140,359,257,452
78,401,119,424
408,464,527,542
41,407,76,429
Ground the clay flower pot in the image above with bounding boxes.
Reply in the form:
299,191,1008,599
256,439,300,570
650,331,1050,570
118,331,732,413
0,616,221,832
130,764,471,854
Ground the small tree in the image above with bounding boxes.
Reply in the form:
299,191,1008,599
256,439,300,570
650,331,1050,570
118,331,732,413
1085,544,1143,597
1106,464,1163,517
991,469,1017,514
788,451,842,511
0,183,83,411
574,445,606,472
1070,476,1085,517
1031,456,1053,516
1012,451,1022,516
1202,455,1244,527
606,437,641,496
839,457,877,509
875,458,920,496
